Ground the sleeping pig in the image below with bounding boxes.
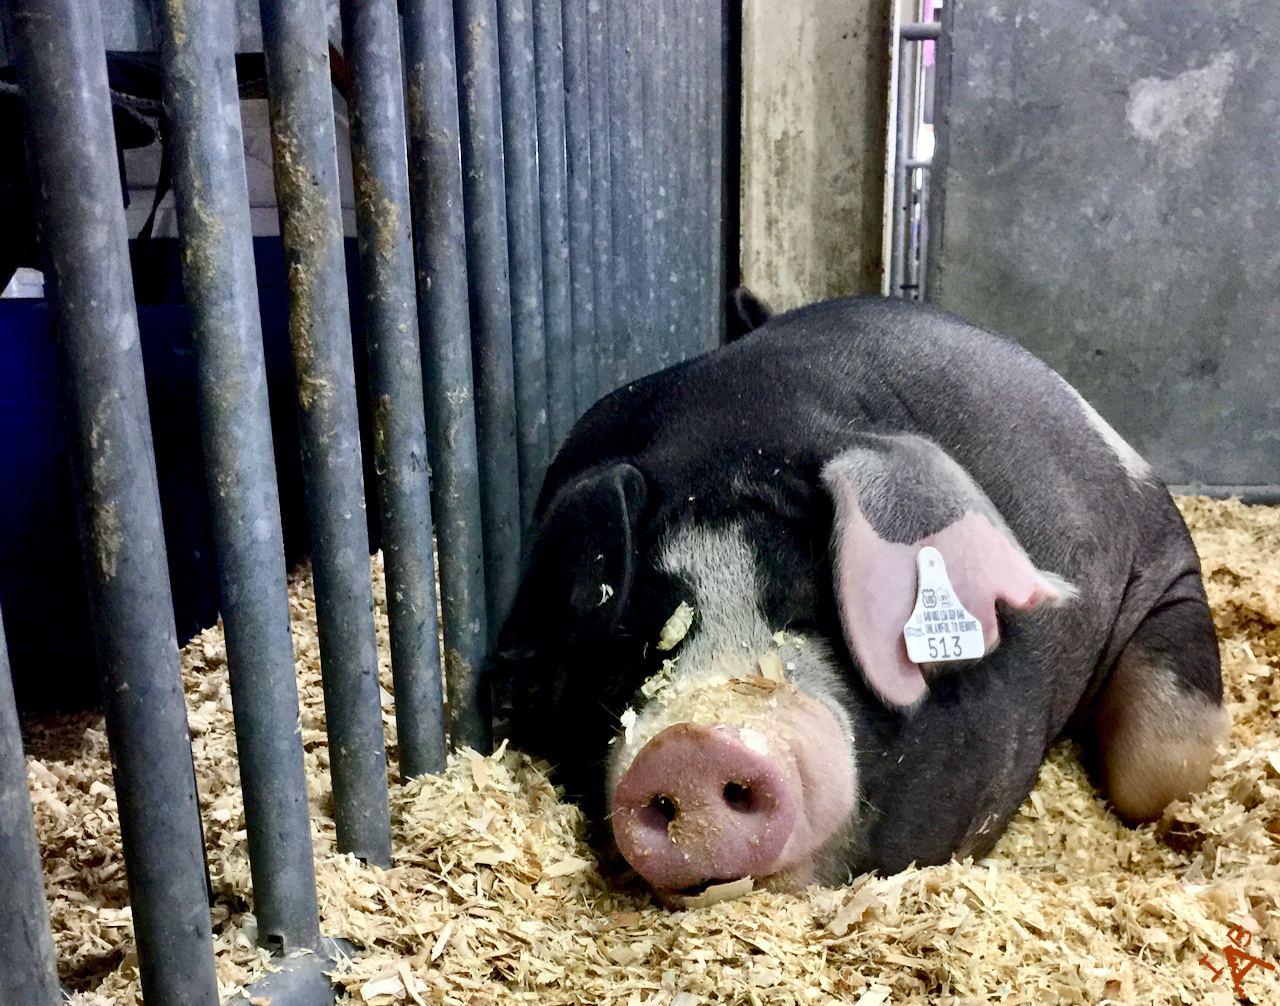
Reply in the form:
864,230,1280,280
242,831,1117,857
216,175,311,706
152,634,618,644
484,295,1227,905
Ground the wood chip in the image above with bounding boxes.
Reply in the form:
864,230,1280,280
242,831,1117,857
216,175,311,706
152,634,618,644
359,973,404,1001
541,856,591,879
24,506,1280,1005
681,876,754,909
757,652,786,682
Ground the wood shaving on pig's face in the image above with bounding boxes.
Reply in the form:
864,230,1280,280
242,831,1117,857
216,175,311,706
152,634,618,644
605,667,807,798
22,498,1280,1006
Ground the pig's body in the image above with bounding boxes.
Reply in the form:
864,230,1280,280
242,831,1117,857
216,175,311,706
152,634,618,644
488,296,1225,901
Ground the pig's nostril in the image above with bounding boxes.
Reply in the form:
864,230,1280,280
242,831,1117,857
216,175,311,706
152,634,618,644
723,781,753,812
651,794,678,821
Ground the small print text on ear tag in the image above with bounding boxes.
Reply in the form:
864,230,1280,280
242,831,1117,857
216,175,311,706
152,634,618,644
903,546,984,663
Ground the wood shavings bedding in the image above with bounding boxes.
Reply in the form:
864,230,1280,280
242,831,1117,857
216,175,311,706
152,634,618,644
21,497,1280,1005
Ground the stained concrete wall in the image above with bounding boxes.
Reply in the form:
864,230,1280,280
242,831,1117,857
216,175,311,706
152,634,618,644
740,0,891,311
930,0,1280,491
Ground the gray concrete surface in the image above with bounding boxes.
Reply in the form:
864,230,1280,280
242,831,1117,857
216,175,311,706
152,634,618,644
930,0,1280,489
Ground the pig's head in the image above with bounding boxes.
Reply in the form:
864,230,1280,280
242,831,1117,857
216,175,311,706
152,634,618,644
486,461,862,901
603,523,858,903
488,434,1068,904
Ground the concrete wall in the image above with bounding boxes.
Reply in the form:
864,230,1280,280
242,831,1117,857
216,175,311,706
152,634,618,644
930,0,1280,491
739,0,891,311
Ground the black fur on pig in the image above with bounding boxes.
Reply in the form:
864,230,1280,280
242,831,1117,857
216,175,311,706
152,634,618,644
484,295,1225,887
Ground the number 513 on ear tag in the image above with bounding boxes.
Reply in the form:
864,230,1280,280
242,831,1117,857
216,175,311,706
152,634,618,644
903,546,985,663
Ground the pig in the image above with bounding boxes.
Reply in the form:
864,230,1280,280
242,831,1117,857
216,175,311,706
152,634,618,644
484,295,1227,905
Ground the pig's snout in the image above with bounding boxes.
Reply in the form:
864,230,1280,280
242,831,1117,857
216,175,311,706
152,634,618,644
610,722,798,891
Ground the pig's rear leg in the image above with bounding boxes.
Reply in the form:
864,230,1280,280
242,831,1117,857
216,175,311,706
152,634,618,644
1089,588,1227,823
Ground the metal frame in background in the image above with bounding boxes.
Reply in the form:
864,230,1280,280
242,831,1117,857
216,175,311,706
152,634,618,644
887,17,941,300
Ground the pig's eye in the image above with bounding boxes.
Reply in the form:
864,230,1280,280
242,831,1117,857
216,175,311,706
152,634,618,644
723,781,753,812
651,794,678,821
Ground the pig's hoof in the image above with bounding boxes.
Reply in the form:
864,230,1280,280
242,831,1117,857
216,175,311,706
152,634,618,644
610,721,797,891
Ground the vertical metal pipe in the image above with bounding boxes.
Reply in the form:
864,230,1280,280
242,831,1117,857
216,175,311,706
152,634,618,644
341,0,448,777
906,165,920,296
891,34,911,298
640,0,664,375
259,0,392,866
678,0,694,351
706,0,727,349
586,0,616,397
497,0,551,531
0,608,60,1006
917,166,931,300
924,2,952,301
607,0,641,383
6,0,220,999
688,0,711,351
401,0,492,751
532,0,575,447
456,0,523,641
660,0,680,363
561,0,597,417
154,0,321,949
667,0,692,361
718,0,742,341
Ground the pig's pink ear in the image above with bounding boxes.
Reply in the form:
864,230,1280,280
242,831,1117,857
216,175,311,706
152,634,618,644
820,435,1073,710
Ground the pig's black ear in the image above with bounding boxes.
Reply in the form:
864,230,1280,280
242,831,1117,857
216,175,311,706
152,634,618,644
502,463,648,651
820,434,1074,710
724,286,773,342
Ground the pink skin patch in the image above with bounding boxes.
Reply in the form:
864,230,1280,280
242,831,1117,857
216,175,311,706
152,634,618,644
610,691,854,894
835,505,1061,707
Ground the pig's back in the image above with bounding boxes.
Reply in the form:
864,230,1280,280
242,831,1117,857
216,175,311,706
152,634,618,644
551,296,1187,598
549,293,1197,706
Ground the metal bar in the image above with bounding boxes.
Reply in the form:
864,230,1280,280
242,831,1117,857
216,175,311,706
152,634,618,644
607,0,641,383
900,21,942,40
0,606,60,1006
586,0,616,395
456,0,523,642
706,0,726,350
890,34,912,298
641,0,664,374
341,0,448,777
659,0,682,361
561,0,597,418
717,0,741,344
689,0,712,350
923,0,954,300
892,24,938,300
672,0,695,359
916,164,931,300
497,0,551,531
155,0,321,950
5,0,220,999
259,0,392,865
532,0,575,448
401,0,492,751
